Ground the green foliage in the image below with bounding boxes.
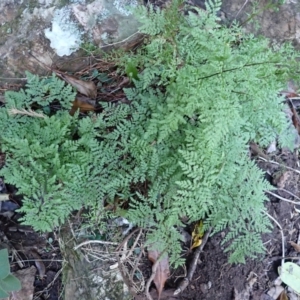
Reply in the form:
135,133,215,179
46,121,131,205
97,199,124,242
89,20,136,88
0,249,21,298
117,0,299,264
0,75,135,232
1,0,300,266
5,72,75,111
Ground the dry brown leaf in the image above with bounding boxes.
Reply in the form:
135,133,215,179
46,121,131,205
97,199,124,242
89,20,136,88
70,96,96,115
9,266,36,300
249,142,269,160
56,72,97,99
277,290,289,300
28,250,45,279
291,109,300,135
148,249,170,300
289,241,300,253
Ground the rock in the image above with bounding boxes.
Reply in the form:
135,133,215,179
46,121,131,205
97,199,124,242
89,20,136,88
0,0,142,85
220,0,300,49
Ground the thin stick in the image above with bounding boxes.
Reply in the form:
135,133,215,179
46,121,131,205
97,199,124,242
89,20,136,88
115,228,141,252
174,227,212,295
266,256,300,262
266,190,300,205
263,211,285,269
100,31,141,48
74,240,119,250
278,188,300,201
231,0,249,25
258,157,300,175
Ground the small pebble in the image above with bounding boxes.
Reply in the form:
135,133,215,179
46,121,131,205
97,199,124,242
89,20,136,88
200,283,208,293
207,281,212,289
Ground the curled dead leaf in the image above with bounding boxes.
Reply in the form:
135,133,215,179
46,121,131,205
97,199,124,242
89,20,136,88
191,221,204,250
70,95,96,115
148,248,170,300
28,250,46,279
277,290,288,300
289,241,300,253
55,72,97,99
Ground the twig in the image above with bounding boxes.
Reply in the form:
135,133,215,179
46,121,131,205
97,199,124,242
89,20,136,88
230,0,249,26
74,240,119,250
279,188,300,201
263,211,285,269
123,228,143,262
258,157,300,175
266,190,300,205
115,228,141,252
266,256,300,262
0,77,27,80
100,31,141,48
174,227,212,295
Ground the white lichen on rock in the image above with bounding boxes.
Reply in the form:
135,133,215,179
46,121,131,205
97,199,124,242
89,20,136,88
113,0,138,16
44,7,82,56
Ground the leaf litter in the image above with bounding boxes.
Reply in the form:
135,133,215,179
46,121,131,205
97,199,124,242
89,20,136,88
147,247,170,300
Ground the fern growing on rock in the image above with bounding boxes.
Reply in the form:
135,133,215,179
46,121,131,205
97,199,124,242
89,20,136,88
0,0,299,266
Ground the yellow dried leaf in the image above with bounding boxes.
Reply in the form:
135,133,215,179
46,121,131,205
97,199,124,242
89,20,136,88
191,220,204,250
191,238,202,250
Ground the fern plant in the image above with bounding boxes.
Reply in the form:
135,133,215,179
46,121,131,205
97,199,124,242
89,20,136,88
1,0,299,266
0,73,129,231
115,0,299,264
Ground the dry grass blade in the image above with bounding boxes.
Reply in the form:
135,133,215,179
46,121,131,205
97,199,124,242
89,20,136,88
8,108,46,119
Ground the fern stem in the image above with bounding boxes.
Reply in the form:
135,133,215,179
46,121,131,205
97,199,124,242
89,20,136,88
199,61,280,80
262,210,285,269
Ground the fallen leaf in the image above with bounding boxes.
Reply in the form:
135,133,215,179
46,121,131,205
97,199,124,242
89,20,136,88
289,241,300,253
9,266,36,300
191,221,204,250
27,250,45,279
280,262,300,294
288,101,300,135
56,73,97,99
249,142,269,160
234,271,257,300
70,96,96,115
148,248,170,300
277,290,289,300
267,286,284,300
273,171,292,189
